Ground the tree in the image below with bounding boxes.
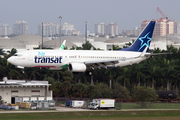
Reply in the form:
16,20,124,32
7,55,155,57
0,49,5,55
131,63,147,87
88,83,113,98
73,72,87,83
62,70,73,82
29,68,41,80
133,86,158,108
116,67,130,88
161,59,176,91
71,83,88,98
145,59,162,89
6,48,17,57
52,82,62,97
44,76,55,84
52,70,63,82
105,68,119,88
112,45,122,50
61,81,71,97
113,82,130,100
82,41,94,50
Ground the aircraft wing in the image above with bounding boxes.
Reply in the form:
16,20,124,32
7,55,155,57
84,57,135,68
84,46,148,68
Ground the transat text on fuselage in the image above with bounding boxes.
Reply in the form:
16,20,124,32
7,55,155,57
34,52,62,63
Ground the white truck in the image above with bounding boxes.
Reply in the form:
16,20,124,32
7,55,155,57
88,99,115,109
71,100,84,108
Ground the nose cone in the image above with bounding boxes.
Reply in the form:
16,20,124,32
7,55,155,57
7,57,15,65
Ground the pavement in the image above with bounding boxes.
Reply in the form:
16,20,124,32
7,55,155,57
0,107,179,113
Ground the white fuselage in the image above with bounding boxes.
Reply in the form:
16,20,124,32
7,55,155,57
8,49,148,69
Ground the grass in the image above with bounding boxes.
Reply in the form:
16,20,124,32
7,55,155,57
115,102,180,109
1,110,180,120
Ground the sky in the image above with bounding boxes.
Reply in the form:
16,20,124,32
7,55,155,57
0,0,180,34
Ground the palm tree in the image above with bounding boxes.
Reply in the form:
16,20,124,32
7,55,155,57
52,70,63,82
8,68,22,79
0,49,5,55
131,63,147,87
116,67,130,88
105,68,119,89
73,72,87,83
161,59,176,91
145,59,162,89
29,68,41,80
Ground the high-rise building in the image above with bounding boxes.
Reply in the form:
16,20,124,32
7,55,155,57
13,21,28,35
0,26,2,36
2,24,11,36
38,23,59,37
94,22,118,36
38,22,77,37
122,27,141,37
174,22,180,34
141,18,174,36
94,23,105,36
107,23,118,36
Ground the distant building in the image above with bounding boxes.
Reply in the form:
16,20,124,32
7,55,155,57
0,26,2,36
94,23,106,36
122,27,141,37
141,18,174,36
38,22,78,37
2,24,11,36
69,30,80,36
107,23,118,36
13,21,28,35
61,22,80,36
94,22,118,36
38,23,59,37
174,22,180,34
0,24,11,36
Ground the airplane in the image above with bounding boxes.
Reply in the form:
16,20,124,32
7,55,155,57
8,21,157,72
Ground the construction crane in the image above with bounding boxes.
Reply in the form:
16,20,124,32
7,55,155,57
156,7,166,18
156,7,180,29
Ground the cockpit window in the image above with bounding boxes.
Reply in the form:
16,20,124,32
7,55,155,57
13,54,22,57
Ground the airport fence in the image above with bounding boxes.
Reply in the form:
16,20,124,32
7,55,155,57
54,97,92,107
115,101,180,109
54,97,180,109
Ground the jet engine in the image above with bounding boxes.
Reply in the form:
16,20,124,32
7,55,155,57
68,63,86,72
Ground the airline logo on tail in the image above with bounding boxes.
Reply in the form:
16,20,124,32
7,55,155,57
138,32,151,51
119,21,155,52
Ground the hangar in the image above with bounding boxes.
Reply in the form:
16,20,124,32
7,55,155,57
0,78,52,104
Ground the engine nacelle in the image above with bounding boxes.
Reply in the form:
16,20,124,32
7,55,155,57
68,63,86,72
49,68,62,70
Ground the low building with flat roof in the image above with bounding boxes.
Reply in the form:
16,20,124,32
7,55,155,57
0,78,52,104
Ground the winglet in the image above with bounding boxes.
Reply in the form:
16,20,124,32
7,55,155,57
60,40,66,50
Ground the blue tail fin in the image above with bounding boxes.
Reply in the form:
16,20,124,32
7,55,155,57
119,21,156,52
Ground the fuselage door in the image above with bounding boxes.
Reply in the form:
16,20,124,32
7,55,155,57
28,53,33,61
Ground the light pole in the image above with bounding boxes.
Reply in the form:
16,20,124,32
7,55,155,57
58,16,63,45
85,21,88,42
89,72,93,85
42,22,43,49
166,17,168,49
